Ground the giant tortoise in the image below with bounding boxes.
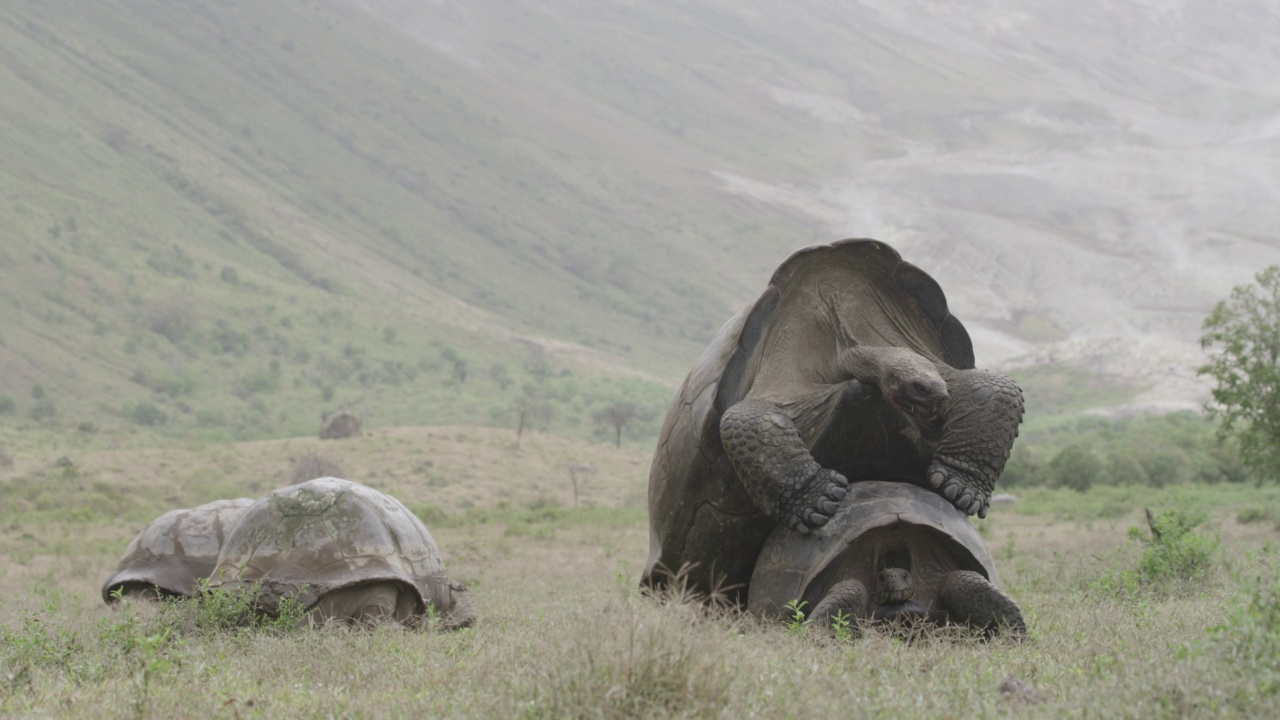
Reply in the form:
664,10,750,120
749,480,1025,636
642,240,1023,603
208,477,476,629
103,498,254,603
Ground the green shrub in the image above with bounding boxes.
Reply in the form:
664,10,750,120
1238,506,1276,525
157,579,307,635
0,393,15,414
195,409,226,427
1048,443,1101,492
1133,508,1219,581
1213,551,1280,695
1094,507,1219,596
29,399,57,422
236,367,281,396
130,403,169,426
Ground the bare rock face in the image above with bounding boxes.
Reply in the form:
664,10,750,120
320,412,362,440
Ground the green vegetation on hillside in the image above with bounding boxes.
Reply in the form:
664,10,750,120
1003,411,1249,491
1,0,841,441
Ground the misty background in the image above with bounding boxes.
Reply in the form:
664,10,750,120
2,0,1278,438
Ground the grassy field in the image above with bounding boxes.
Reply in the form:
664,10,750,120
2,425,1279,718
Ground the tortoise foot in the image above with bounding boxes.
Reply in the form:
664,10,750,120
938,570,1026,637
783,467,849,534
927,460,989,518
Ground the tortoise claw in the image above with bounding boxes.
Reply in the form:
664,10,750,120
942,481,960,502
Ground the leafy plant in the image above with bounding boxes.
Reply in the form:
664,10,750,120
1199,265,1280,482
129,403,168,427
1211,548,1280,696
784,599,808,636
1047,443,1101,492
1238,506,1276,525
158,579,308,636
829,609,854,642
1094,507,1220,596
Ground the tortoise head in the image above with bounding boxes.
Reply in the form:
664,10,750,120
880,352,948,425
875,567,915,605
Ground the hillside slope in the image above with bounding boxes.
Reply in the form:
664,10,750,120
3,0,1278,440
0,0,829,439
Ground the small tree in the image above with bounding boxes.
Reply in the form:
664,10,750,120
511,387,552,447
567,463,594,506
1199,265,1280,482
593,401,644,448
1047,443,1101,492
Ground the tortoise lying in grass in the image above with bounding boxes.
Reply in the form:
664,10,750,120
102,498,254,602
749,480,1025,636
208,477,476,629
643,239,1023,603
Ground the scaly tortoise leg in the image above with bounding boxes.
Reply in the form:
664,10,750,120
808,579,868,632
720,399,848,533
938,570,1026,637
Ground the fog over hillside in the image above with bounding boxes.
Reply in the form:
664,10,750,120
362,0,1280,411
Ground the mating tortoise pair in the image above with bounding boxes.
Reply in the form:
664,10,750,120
103,477,475,629
643,240,1027,635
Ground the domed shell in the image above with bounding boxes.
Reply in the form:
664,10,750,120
747,480,999,619
208,477,473,628
643,239,976,601
103,498,254,603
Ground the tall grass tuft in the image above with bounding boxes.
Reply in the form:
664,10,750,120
1213,548,1280,697
520,576,738,719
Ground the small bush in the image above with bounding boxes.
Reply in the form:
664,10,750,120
1048,443,1101,492
130,403,168,426
236,368,280,396
195,409,225,428
1213,551,1280,695
0,393,15,414
1238,506,1276,525
157,580,307,636
29,399,57,422
1094,507,1219,596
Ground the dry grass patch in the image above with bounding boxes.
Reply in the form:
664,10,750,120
3,430,1280,717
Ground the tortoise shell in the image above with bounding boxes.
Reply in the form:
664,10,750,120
207,477,474,628
102,497,253,602
747,480,999,620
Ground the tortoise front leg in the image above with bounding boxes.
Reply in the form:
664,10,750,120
720,399,849,533
928,369,1024,518
809,578,868,631
938,570,1027,637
